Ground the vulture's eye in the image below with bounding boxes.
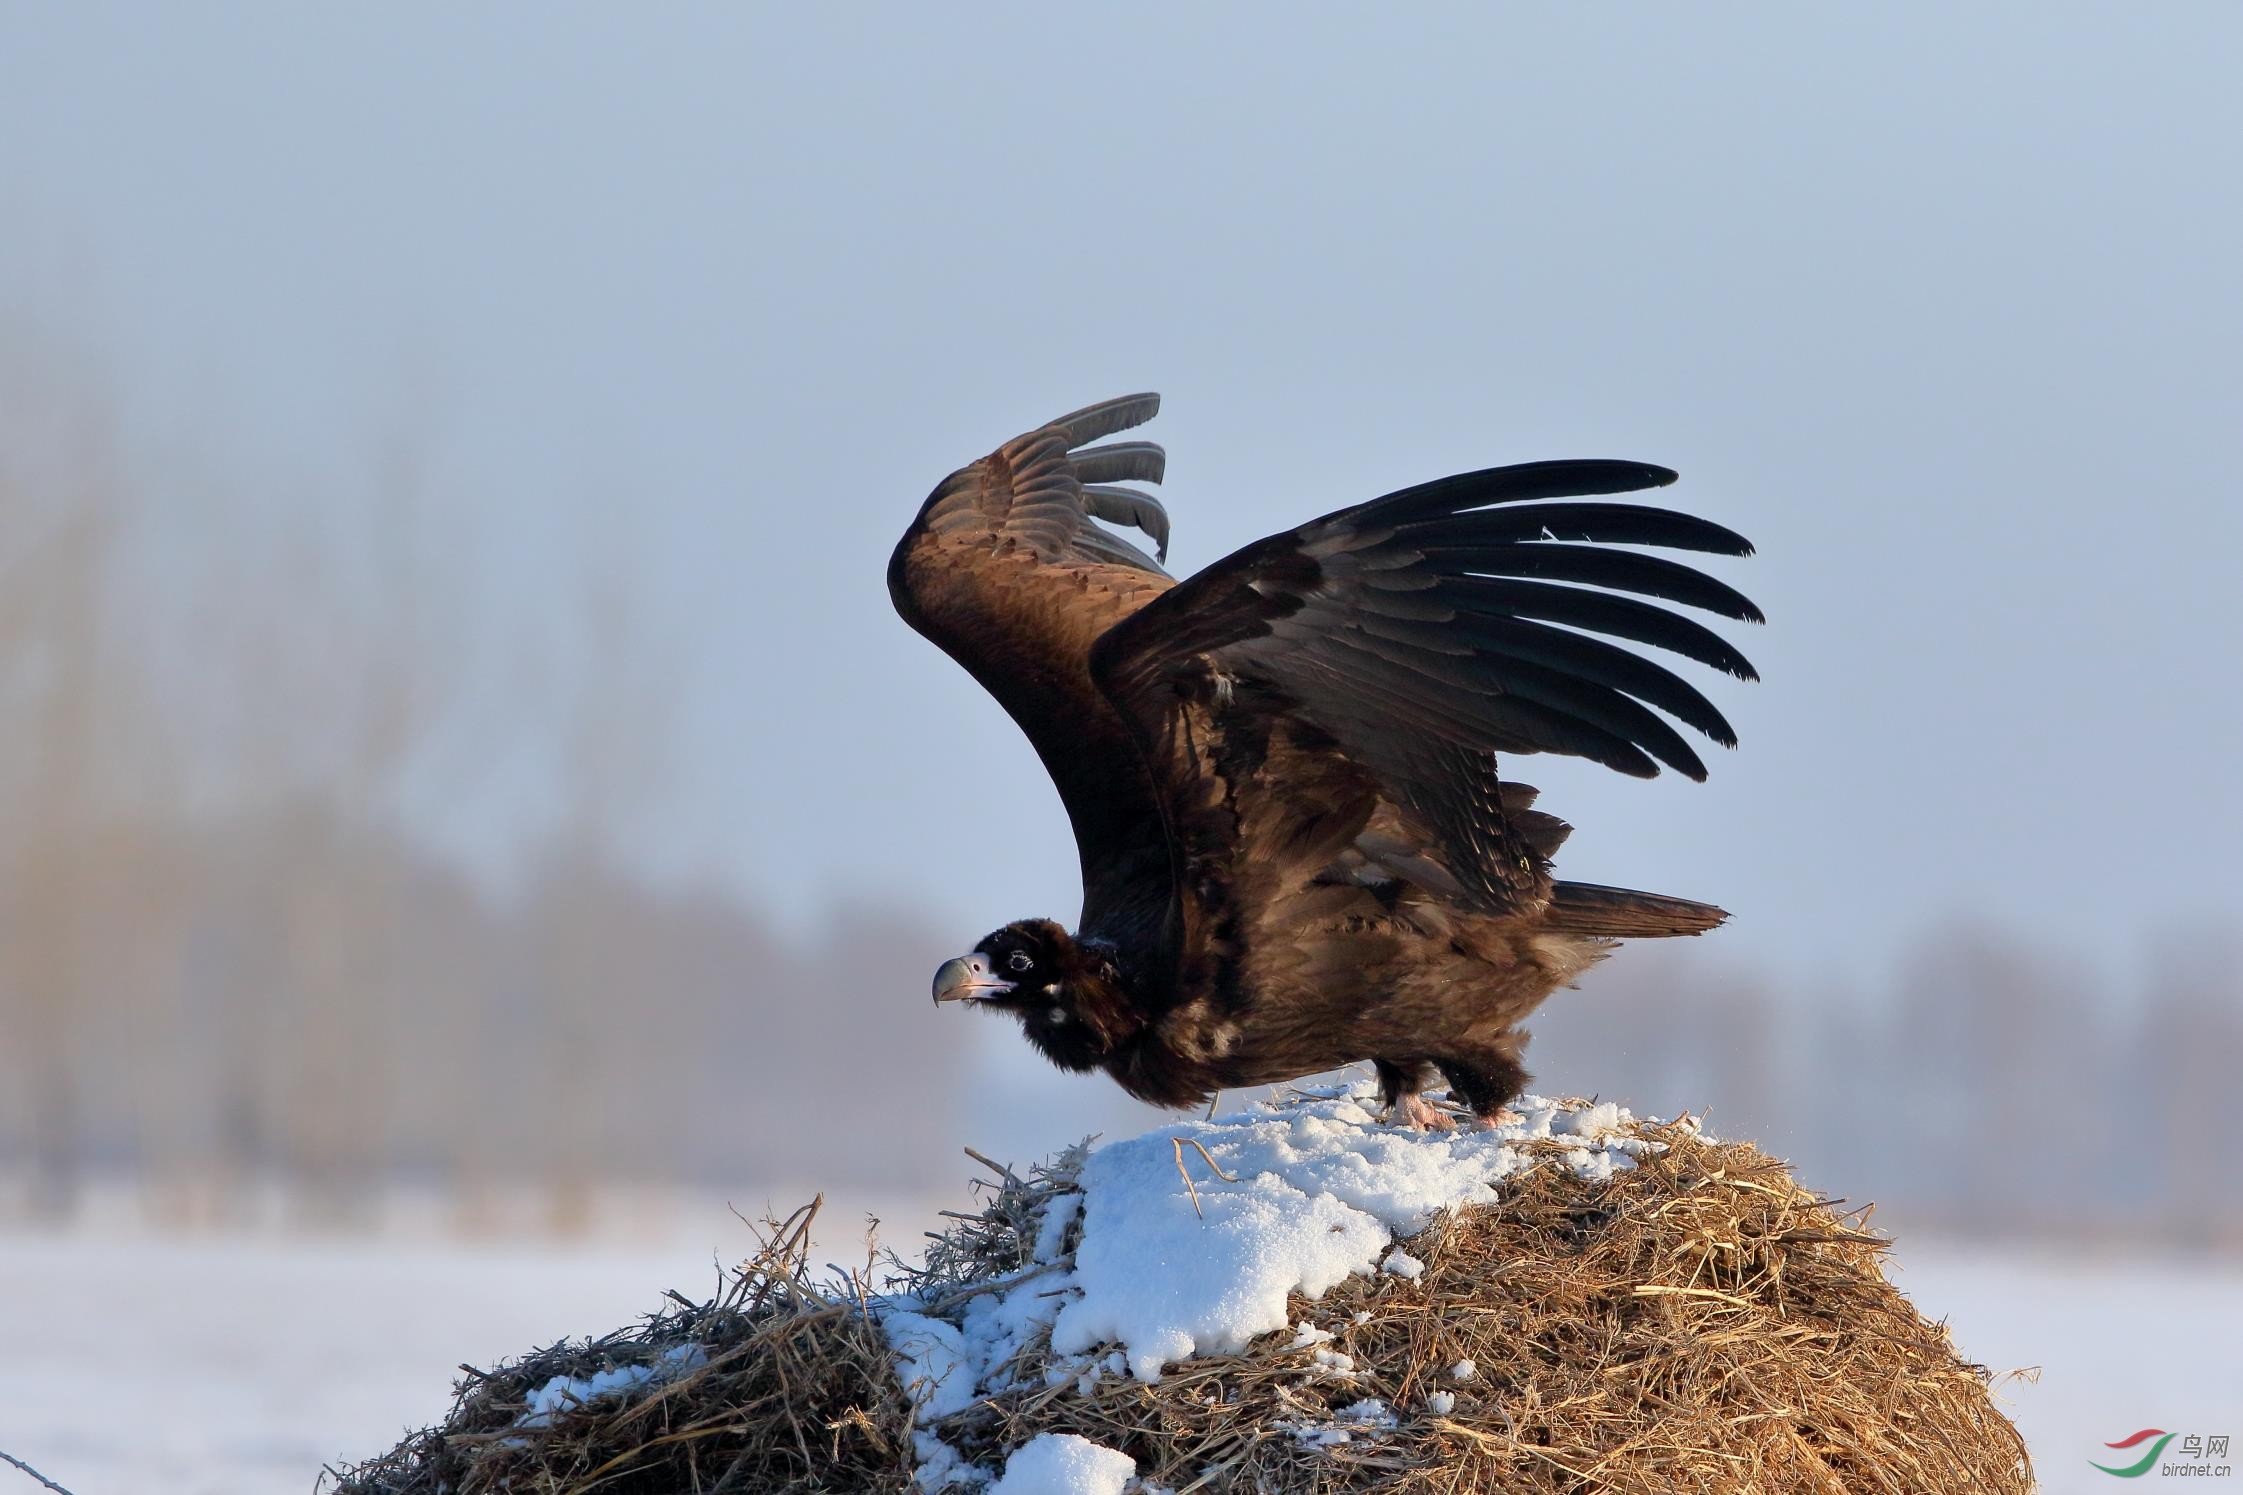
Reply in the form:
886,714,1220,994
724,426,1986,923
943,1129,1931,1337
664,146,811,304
1008,950,1034,973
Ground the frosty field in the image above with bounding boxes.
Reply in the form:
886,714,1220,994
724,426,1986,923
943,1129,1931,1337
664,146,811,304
0,1209,2235,1495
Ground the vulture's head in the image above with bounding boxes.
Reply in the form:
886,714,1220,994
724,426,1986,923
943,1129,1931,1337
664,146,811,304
930,918,1127,1069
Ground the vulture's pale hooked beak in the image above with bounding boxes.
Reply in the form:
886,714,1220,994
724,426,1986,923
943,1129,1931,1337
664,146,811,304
932,953,1014,1004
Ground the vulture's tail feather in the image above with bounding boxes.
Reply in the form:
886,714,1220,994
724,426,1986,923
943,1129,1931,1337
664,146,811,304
1545,881,1728,937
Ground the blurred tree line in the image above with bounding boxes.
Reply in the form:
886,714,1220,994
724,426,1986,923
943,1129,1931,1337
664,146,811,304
0,320,971,1230
1536,927,2243,1245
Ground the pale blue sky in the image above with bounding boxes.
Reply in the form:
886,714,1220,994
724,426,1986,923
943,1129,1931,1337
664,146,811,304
4,3,2239,995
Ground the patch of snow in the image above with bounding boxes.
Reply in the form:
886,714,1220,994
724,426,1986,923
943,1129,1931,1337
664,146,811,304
516,1342,704,1429
1450,1358,1478,1382
883,1173,1096,1487
908,1432,982,1492
1426,1390,1457,1414
886,1261,1084,1486
1281,1080,1361,1102
1558,1102,1623,1138
1031,1190,1083,1262
1337,1397,1396,1426
1282,1394,1400,1448
1051,1087,1649,1379
986,1431,1135,1495
885,1309,979,1422
1380,1248,1425,1279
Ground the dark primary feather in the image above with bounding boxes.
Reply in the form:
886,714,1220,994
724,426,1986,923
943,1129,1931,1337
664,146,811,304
1413,541,1761,622
1390,500,1754,554
1071,440,1168,484
1048,392,1162,449
1082,486,1171,561
1425,577,1758,681
1358,459,1685,520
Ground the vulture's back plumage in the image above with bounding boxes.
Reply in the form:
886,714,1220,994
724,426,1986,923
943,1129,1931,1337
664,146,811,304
892,395,1759,1124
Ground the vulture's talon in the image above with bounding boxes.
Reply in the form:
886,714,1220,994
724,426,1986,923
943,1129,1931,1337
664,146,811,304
1389,1094,1455,1133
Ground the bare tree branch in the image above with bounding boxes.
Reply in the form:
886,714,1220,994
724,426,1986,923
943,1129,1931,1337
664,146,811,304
0,1449,77,1495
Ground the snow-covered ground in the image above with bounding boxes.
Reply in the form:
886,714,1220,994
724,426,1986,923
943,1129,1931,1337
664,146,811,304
0,1184,928,1495
1890,1243,2243,1495
0,1197,2235,1494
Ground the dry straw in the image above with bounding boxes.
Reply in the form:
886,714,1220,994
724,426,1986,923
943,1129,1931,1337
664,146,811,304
330,1116,2032,1494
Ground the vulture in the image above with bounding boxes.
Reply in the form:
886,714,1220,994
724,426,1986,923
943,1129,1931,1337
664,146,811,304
889,395,1759,1129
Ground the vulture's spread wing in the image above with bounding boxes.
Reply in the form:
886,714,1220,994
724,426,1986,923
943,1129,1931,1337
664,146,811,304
888,395,1181,942
1090,460,1760,961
